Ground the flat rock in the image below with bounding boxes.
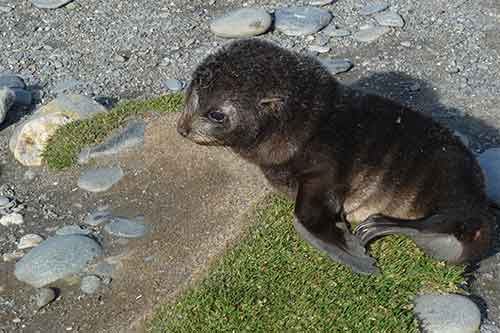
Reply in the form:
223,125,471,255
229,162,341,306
33,288,56,309
359,1,389,15
78,166,124,193
0,74,26,89
80,275,101,294
0,88,15,125
14,235,103,288
414,294,481,333
9,94,107,166
275,7,332,36
31,0,74,9
18,234,44,250
0,213,24,226
478,148,500,206
210,8,272,38
78,120,146,164
319,58,353,75
84,210,112,226
374,11,405,27
353,26,390,42
104,216,147,238
56,225,91,236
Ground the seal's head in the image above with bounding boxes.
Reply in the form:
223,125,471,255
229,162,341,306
177,38,336,153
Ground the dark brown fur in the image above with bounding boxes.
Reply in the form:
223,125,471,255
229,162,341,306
177,38,494,274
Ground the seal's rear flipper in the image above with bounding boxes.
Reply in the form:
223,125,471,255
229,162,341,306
293,218,379,275
353,213,492,263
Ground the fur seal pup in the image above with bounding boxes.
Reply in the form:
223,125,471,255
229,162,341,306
176,38,494,274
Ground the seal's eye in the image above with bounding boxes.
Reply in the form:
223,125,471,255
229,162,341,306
207,110,226,123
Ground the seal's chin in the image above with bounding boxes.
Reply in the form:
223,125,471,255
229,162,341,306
188,134,225,146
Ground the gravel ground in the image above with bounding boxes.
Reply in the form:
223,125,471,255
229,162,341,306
1,0,500,332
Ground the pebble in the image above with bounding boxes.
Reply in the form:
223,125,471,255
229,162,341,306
0,87,15,125
359,1,389,16
31,0,74,9
274,7,332,36
104,216,148,238
353,26,390,42
0,196,11,208
329,29,351,37
80,275,101,294
309,0,334,6
33,287,56,309
14,235,103,288
162,79,185,92
210,8,272,38
478,148,500,206
0,74,26,89
319,58,354,75
77,166,124,193
52,79,83,94
18,234,44,250
56,225,91,236
413,294,481,333
78,120,146,164
0,213,24,226
84,210,112,226
374,11,405,28
3,250,24,262
0,5,13,13
308,45,331,53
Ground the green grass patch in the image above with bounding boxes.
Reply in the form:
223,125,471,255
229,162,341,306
150,195,465,333
42,94,184,170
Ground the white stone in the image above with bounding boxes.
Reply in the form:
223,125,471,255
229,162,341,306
0,213,24,226
374,11,405,28
18,234,44,250
210,8,272,38
9,94,107,166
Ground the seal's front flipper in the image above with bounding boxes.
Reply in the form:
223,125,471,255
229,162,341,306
293,218,379,275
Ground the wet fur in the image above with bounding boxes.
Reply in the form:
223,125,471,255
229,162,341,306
177,38,493,271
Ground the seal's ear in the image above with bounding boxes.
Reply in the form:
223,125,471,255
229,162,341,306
258,96,285,112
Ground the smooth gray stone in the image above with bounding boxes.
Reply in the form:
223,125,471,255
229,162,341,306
353,26,390,42
274,7,332,36
319,58,353,75
374,11,405,27
11,88,32,106
0,88,15,124
33,287,56,309
104,216,147,238
210,8,272,38
162,79,185,92
78,120,145,164
80,275,101,294
0,75,26,89
31,0,74,9
414,294,481,333
77,166,124,193
14,235,103,288
56,225,91,236
359,1,389,16
0,196,11,208
478,148,500,206
84,210,112,226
